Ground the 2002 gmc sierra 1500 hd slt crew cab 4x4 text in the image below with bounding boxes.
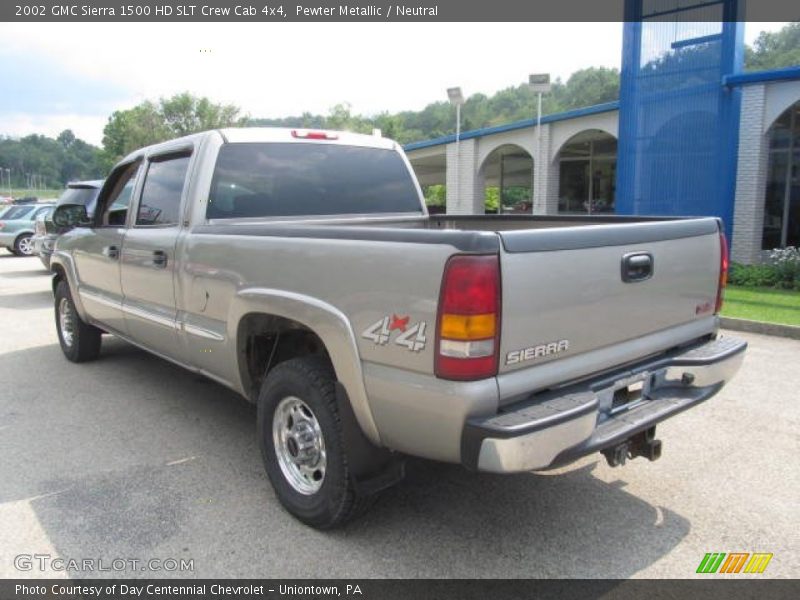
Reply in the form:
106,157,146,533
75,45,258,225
49,128,746,528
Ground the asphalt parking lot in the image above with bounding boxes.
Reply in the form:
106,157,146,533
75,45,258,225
1,252,798,579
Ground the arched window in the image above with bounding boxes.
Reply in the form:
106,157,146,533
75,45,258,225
557,131,617,214
480,144,533,214
762,101,800,250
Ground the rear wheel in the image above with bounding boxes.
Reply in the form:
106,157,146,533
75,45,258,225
13,234,34,256
55,280,102,362
257,357,374,528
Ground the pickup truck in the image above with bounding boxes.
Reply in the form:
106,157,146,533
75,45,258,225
50,128,746,528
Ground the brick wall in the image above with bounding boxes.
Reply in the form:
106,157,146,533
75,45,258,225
732,85,769,264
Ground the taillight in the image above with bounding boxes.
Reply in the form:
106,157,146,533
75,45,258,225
291,129,338,140
0,222,4,230
715,231,729,314
435,254,501,380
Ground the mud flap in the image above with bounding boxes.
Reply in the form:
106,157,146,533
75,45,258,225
334,382,405,495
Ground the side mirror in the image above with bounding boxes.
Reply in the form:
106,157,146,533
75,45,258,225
52,204,91,231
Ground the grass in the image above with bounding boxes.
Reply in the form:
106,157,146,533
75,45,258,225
3,188,63,200
721,285,800,326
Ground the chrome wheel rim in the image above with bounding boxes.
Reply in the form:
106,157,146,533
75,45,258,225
59,297,75,347
18,236,33,255
272,396,326,495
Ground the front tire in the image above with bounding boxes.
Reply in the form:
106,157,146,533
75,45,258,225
55,280,102,362
257,357,373,529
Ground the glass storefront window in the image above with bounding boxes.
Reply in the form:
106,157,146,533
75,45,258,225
762,102,800,250
558,132,618,214
479,145,533,214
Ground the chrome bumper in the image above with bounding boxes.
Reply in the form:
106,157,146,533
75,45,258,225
462,336,747,473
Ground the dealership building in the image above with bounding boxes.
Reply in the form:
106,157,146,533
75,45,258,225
404,47,800,266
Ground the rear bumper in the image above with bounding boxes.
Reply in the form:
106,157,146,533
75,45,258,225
461,335,747,473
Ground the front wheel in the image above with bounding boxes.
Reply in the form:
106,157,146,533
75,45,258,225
257,357,374,528
55,280,102,362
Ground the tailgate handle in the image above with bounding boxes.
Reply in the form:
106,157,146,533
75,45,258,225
621,252,653,282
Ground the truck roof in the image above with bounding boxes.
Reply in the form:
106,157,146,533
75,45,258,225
119,127,399,165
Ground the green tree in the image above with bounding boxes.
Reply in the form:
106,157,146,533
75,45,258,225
102,101,168,160
422,184,446,207
558,67,620,110
0,132,105,190
746,22,800,71
160,92,242,137
57,129,76,149
102,93,242,161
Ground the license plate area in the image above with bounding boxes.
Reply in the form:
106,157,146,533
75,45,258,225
598,372,652,417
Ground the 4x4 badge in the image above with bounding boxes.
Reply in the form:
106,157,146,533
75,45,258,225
362,315,427,352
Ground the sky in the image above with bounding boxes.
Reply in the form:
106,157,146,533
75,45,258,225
0,21,788,146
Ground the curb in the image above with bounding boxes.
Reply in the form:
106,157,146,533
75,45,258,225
720,316,800,340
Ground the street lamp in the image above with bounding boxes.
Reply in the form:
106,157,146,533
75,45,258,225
447,87,465,211
4,168,10,198
528,73,551,214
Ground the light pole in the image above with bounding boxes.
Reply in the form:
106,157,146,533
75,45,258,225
528,73,551,214
4,168,10,198
447,87,465,212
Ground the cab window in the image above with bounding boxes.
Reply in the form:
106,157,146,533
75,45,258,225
98,161,141,227
135,154,191,226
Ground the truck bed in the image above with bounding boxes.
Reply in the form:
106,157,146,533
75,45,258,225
195,213,722,404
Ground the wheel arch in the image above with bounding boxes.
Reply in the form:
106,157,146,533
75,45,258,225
49,252,90,320
230,288,381,445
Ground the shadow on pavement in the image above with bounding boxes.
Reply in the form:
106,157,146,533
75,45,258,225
0,290,54,310
1,340,690,578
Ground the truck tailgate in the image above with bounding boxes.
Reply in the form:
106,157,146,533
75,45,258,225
497,218,722,386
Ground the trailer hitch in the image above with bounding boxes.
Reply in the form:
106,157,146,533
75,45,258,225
602,427,662,467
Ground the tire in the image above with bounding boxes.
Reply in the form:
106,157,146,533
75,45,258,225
13,234,34,256
257,357,374,529
54,280,102,362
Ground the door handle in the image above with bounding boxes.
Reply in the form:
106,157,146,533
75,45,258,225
621,252,653,282
152,250,168,268
102,245,119,260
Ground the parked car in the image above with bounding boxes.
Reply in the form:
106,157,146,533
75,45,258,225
50,128,746,528
0,203,55,256
33,180,103,269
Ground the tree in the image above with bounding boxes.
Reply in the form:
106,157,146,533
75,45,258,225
102,93,242,161
102,101,168,160
57,129,76,149
746,22,800,71
558,67,620,110
160,92,242,137
0,132,105,190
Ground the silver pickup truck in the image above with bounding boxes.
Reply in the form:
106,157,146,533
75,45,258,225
50,128,746,528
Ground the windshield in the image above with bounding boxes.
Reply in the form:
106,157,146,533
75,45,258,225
57,186,102,215
207,143,422,219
